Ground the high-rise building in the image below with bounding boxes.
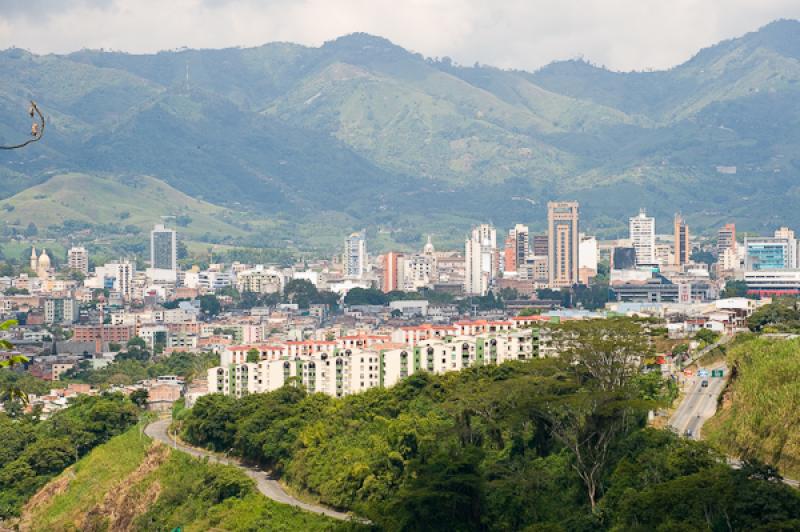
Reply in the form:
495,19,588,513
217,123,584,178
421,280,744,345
717,224,736,256
97,260,135,299
344,231,367,279
464,224,497,295
383,252,401,293
629,209,656,265
68,246,89,275
547,201,579,288
745,237,792,271
151,224,177,271
532,234,549,257
503,224,530,274
774,227,798,268
673,214,690,266
503,236,517,273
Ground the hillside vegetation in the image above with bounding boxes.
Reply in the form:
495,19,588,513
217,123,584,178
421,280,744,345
5,21,800,248
705,336,800,478
0,393,139,519
180,319,800,531
20,426,338,532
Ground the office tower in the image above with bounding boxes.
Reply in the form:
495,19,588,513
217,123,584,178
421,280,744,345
512,224,529,271
547,201,579,288
344,231,367,279
532,234,549,257
629,209,656,265
503,236,516,273
68,246,89,275
151,224,177,271
745,237,792,271
717,224,736,255
774,227,798,268
383,252,401,293
673,214,690,266
464,224,497,295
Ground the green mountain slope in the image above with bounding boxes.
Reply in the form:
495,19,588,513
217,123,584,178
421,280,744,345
0,172,248,240
20,425,337,531
3,20,800,247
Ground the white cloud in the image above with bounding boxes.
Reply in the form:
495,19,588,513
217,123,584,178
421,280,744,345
2,0,800,71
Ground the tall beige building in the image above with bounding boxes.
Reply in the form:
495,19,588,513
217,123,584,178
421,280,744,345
673,214,690,266
547,201,579,288
68,246,89,275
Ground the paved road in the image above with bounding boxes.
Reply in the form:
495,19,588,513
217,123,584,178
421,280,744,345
145,419,355,521
668,363,727,440
667,364,800,489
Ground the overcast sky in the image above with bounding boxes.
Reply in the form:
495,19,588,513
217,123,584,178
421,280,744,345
1,0,800,71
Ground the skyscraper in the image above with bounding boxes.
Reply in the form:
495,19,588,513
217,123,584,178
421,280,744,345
717,224,736,255
382,252,401,293
464,224,497,295
629,209,656,265
68,246,89,275
151,224,177,271
673,214,690,266
547,201,579,288
504,224,529,273
344,231,367,279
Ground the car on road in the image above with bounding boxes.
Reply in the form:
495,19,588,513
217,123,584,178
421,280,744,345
701,380,709,388
685,429,693,437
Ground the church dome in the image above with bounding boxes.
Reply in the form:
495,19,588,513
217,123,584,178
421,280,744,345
38,249,51,270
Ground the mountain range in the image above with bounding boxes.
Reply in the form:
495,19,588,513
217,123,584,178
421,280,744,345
2,19,800,253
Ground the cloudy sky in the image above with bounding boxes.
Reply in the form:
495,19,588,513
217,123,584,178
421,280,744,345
1,0,800,71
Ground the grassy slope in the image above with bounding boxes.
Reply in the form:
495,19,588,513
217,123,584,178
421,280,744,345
21,424,337,532
705,336,800,478
0,172,247,240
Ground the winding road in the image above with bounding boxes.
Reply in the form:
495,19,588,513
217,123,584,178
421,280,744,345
144,418,355,521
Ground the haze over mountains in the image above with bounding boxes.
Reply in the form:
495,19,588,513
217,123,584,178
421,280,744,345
2,19,800,251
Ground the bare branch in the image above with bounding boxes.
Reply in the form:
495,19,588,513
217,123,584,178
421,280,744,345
0,100,45,150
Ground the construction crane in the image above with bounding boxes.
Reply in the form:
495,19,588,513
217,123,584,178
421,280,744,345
1,100,45,150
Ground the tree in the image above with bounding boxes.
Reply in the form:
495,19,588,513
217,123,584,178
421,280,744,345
723,279,748,298
126,336,147,350
246,348,259,363
283,279,318,309
130,388,149,408
199,294,221,318
550,318,651,392
23,223,37,238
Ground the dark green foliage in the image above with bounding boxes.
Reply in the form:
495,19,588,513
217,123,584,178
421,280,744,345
0,393,139,517
722,279,749,298
747,298,800,332
199,294,221,317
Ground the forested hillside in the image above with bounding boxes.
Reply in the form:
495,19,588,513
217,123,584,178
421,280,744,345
4,20,800,250
180,320,800,531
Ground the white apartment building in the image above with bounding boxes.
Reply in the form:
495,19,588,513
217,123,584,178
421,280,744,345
208,325,542,399
465,224,497,295
236,266,283,294
68,246,89,275
344,231,367,279
629,209,656,265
